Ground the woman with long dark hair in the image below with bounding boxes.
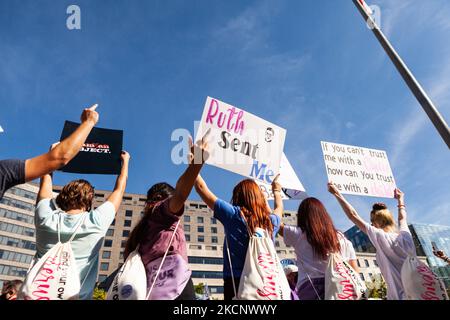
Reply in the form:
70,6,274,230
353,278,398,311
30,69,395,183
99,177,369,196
124,137,209,300
194,174,284,300
279,197,358,300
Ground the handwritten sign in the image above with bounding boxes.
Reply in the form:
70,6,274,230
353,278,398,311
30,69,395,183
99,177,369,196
195,97,286,184
321,141,396,198
257,153,307,200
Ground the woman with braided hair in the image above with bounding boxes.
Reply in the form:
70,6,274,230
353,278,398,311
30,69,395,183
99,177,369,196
194,174,283,300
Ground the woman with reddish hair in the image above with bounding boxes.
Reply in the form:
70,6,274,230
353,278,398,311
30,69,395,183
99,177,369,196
194,175,283,300
279,197,358,300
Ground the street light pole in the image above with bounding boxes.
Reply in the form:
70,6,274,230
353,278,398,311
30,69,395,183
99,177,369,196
352,0,450,149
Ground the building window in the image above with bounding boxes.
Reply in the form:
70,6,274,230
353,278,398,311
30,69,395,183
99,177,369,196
360,273,365,281
357,259,361,267
364,259,370,267
104,239,113,247
197,217,204,224
374,259,378,267
125,210,133,217
121,240,127,248
211,227,217,234
98,275,107,283
100,263,109,271
184,215,190,222
211,236,218,244
120,251,124,260
106,229,114,237
184,225,190,232
102,251,111,259
198,235,204,243
210,217,217,224
111,219,115,226
124,220,131,227
185,235,190,242
198,226,204,233
122,230,130,238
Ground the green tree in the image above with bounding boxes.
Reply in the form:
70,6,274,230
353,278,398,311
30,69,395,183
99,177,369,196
365,274,387,300
92,287,107,300
194,283,205,295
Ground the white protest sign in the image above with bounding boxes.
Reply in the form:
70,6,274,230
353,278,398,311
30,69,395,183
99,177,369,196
257,153,307,200
195,97,286,184
321,141,396,198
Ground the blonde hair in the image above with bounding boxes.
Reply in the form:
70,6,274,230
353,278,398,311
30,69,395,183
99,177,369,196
370,203,397,232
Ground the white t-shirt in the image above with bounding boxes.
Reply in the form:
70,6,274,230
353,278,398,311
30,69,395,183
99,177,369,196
283,225,357,288
364,222,415,300
35,199,116,300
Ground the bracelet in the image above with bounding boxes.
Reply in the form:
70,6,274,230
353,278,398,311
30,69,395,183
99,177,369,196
273,190,282,193
397,204,406,208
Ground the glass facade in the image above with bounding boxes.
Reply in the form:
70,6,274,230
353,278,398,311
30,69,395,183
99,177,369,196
344,226,376,253
409,223,450,287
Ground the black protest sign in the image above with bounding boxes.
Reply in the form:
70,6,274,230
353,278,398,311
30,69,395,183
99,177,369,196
59,121,123,175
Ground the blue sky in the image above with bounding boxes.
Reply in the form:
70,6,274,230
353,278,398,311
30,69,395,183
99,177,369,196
0,0,449,231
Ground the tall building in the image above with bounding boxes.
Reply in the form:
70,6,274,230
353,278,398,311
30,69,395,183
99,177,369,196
0,184,38,287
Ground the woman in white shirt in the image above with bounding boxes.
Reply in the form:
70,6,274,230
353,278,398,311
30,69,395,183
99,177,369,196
328,182,415,300
279,197,358,300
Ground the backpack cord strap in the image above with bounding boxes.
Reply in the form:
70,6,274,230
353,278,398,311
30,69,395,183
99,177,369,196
297,258,322,300
225,235,237,299
145,219,181,300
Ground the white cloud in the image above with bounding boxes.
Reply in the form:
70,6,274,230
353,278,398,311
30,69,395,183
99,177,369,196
0,126,4,133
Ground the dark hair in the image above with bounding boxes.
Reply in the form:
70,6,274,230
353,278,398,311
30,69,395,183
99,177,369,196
124,182,175,259
0,280,23,300
297,197,341,260
372,203,388,211
56,179,94,212
231,179,273,235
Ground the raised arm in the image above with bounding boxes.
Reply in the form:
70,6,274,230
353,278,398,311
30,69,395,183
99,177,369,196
394,188,407,230
328,182,368,233
106,151,130,212
169,133,209,214
271,174,283,219
24,104,99,182
37,174,53,204
194,174,217,210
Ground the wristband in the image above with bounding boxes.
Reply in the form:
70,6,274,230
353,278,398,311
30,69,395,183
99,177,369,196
397,204,406,208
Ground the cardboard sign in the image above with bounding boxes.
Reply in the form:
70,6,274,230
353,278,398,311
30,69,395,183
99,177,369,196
59,121,123,175
256,153,307,200
195,97,286,184
321,141,396,198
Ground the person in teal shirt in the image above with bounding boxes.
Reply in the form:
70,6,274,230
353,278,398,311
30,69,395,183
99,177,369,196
33,150,130,299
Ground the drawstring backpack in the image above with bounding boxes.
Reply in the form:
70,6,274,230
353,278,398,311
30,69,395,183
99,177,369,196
145,219,191,300
226,213,291,300
400,246,448,300
324,253,367,300
19,212,93,300
106,245,147,300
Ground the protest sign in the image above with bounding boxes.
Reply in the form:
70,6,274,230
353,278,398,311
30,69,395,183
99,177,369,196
195,97,286,184
256,153,307,200
321,141,396,198
59,121,123,175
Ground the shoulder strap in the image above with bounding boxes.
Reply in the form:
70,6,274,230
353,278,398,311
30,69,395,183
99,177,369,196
145,218,181,300
296,257,322,300
225,235,237,298
57,212,88,244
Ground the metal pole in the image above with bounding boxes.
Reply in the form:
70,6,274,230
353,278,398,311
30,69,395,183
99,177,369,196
352,0,450,149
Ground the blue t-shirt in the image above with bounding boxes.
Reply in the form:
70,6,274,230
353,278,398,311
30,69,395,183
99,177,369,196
35,199,116,300
214,198,281,279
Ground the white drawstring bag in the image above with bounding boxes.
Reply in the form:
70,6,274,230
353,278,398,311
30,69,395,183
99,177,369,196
325,253,367,300
401,255,448,300
19,213,87,300
228,221,291,300
106,246,147,300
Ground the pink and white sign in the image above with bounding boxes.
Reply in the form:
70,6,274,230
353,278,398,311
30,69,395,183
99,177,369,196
195,97,286,184
321,141,397,198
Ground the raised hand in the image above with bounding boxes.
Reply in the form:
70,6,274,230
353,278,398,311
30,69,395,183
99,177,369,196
271,174,282,193
80,104,99,125
394,188,404,203
327,182,340,196
121,151,131,163
191,129,211,165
